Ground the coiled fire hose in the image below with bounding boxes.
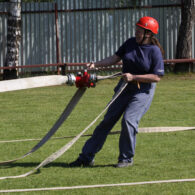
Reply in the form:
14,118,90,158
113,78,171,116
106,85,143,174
0,70,127,180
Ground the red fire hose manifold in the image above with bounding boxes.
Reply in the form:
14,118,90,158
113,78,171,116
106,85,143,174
67,70,97,88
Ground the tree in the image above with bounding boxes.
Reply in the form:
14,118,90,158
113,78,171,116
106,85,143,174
3,0,21,80
174,0,195,72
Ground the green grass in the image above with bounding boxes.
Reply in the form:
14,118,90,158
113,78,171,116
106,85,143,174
0,74,195,194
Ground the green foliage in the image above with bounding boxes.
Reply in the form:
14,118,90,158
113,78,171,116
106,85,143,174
0,74,194,194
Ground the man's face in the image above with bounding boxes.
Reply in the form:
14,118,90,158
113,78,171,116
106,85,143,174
135,26,152,44
135,26,145,44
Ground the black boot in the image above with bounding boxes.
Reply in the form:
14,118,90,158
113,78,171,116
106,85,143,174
69,158,94,167
115,160,133,168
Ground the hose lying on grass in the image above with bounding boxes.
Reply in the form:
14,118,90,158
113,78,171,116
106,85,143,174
0,73,127,180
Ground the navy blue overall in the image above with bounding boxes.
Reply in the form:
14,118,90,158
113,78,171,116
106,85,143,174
79,37,164,163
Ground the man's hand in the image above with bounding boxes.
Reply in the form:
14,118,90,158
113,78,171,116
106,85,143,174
122,73,134,82
86,61,95,69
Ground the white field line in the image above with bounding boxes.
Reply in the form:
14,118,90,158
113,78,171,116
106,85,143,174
0,127,194,144
0,178,195,193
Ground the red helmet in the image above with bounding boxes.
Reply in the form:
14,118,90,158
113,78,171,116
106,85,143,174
136,16,159,34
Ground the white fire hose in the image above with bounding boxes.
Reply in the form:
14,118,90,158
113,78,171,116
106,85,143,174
0,71,126,180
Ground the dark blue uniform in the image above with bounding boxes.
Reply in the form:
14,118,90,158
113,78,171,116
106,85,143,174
79,37,164,164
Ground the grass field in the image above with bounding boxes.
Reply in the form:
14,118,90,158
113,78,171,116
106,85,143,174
0,74,195,194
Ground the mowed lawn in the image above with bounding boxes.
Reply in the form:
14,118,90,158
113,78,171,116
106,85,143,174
0,74,194,194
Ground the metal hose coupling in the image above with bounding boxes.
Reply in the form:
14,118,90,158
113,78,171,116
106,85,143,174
67,70,97,88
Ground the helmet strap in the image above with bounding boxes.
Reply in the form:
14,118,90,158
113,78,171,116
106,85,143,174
140,29,147,45
140,29,152,45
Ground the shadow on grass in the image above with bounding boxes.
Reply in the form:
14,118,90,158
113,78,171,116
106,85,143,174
0,162,115,169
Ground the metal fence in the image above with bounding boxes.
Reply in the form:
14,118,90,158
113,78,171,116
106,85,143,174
0,0,194,72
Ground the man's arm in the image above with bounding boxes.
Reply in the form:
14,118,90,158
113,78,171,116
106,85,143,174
123,73,161,83
87,54,121,69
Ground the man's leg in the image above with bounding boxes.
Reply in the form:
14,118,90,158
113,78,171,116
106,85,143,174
117,86,156,167
80,93,130,163
70,92,130,166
